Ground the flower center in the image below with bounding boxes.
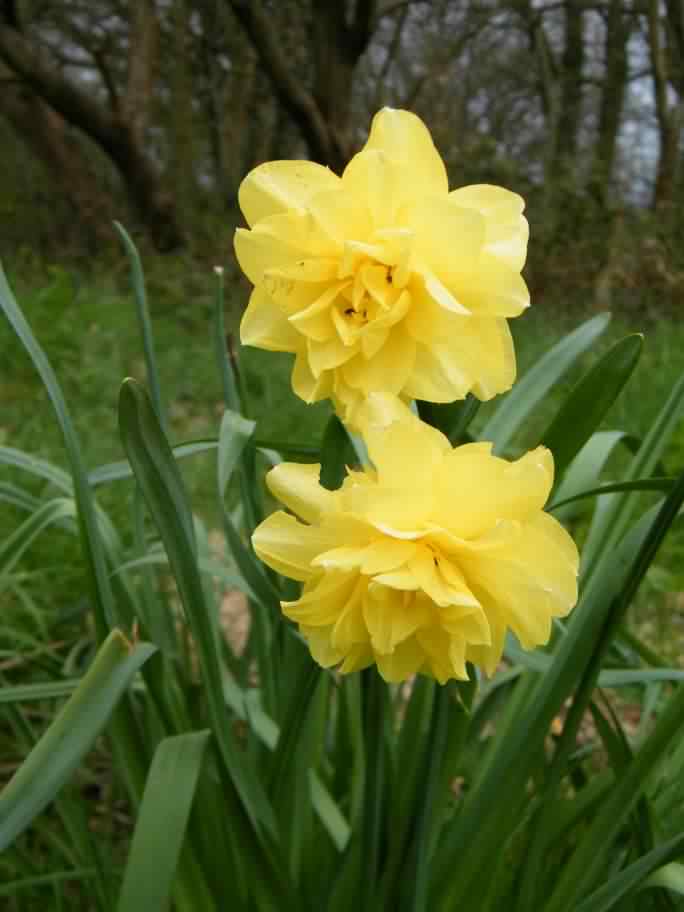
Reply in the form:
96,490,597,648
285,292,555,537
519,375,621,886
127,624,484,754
328,228,415,347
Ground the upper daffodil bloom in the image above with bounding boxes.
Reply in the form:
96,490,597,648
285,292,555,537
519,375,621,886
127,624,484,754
252,394,578,684
234,108,529,426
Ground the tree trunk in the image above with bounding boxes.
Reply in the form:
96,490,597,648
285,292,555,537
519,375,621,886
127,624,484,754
648,0,682,207
0,12,185,251
589,0,629,203
169,0,195,223
227,0,376,172
547,0,585,184
311,1,361,171
0,76,118,248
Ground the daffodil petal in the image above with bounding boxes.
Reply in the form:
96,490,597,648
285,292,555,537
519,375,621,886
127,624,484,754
284,573,358,625
240,286,302,352
291,351,333,403
374,635,426,682
301,624,347,667
239,160,340,226
266,462,336,524
410,196,485,286
449,184,529,272
364,108,448,199
342,325,416,395
252,512,330,582
403,343,472,402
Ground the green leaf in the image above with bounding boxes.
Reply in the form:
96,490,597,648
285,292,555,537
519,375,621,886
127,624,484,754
416,395,479,442
581,370,684,582
0,631,156,851
551,430,634,521
544,481,684,910
0,266,115,638
360,670,388,912
506,637,684,687
435,462,684,910
118,378,276,838
540,334,643,480
0,679,81,704
114,222,167,433
572,838,684,912
0,498,76,576
253,438,320,459
0,481,41,513
88,439,218,487
320,415,356,490
269,660,329,882
410,684,455,912
549,478,675,511
116,731,211,912
113,552,254,599
0,445,73,493
481,312,611,452
642,862,684,896
222,674,350,851
213,266,243,414
0,869,97,897
218,410,256,500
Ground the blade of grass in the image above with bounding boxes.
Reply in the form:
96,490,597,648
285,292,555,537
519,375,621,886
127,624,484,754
0,679,81,703
0,630,156,851
0,498,76,576
0,445,73,493
0,869,97,897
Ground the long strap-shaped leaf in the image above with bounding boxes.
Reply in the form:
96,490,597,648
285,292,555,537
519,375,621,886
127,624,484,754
118,378,276,839
540,334,643,480
0,266,113,638
434,462,684,910
114,222,167,434
0,630,156,851
581,370,684,582
545,684,684,911
570,841,684,912
116,731,211,912
481,312,611,453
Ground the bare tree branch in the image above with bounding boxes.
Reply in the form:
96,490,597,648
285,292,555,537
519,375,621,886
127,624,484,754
227,0,333,165
0,22,184,248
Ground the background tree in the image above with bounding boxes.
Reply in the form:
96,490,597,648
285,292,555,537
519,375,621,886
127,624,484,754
0,0,679,307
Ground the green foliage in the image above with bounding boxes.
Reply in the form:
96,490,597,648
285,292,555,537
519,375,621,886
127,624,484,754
3,246,684,912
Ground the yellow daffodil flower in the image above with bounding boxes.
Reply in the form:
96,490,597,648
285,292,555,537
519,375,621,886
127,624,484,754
234,108,530,427
252,394,578,683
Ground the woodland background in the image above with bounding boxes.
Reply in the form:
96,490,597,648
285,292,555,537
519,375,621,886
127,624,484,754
1,0,683,316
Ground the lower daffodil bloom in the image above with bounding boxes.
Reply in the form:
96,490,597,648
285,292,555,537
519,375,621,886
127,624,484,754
234,107,529,427
252,394,579,683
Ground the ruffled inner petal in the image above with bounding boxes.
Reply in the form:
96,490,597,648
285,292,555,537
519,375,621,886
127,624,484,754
239,159,341,226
